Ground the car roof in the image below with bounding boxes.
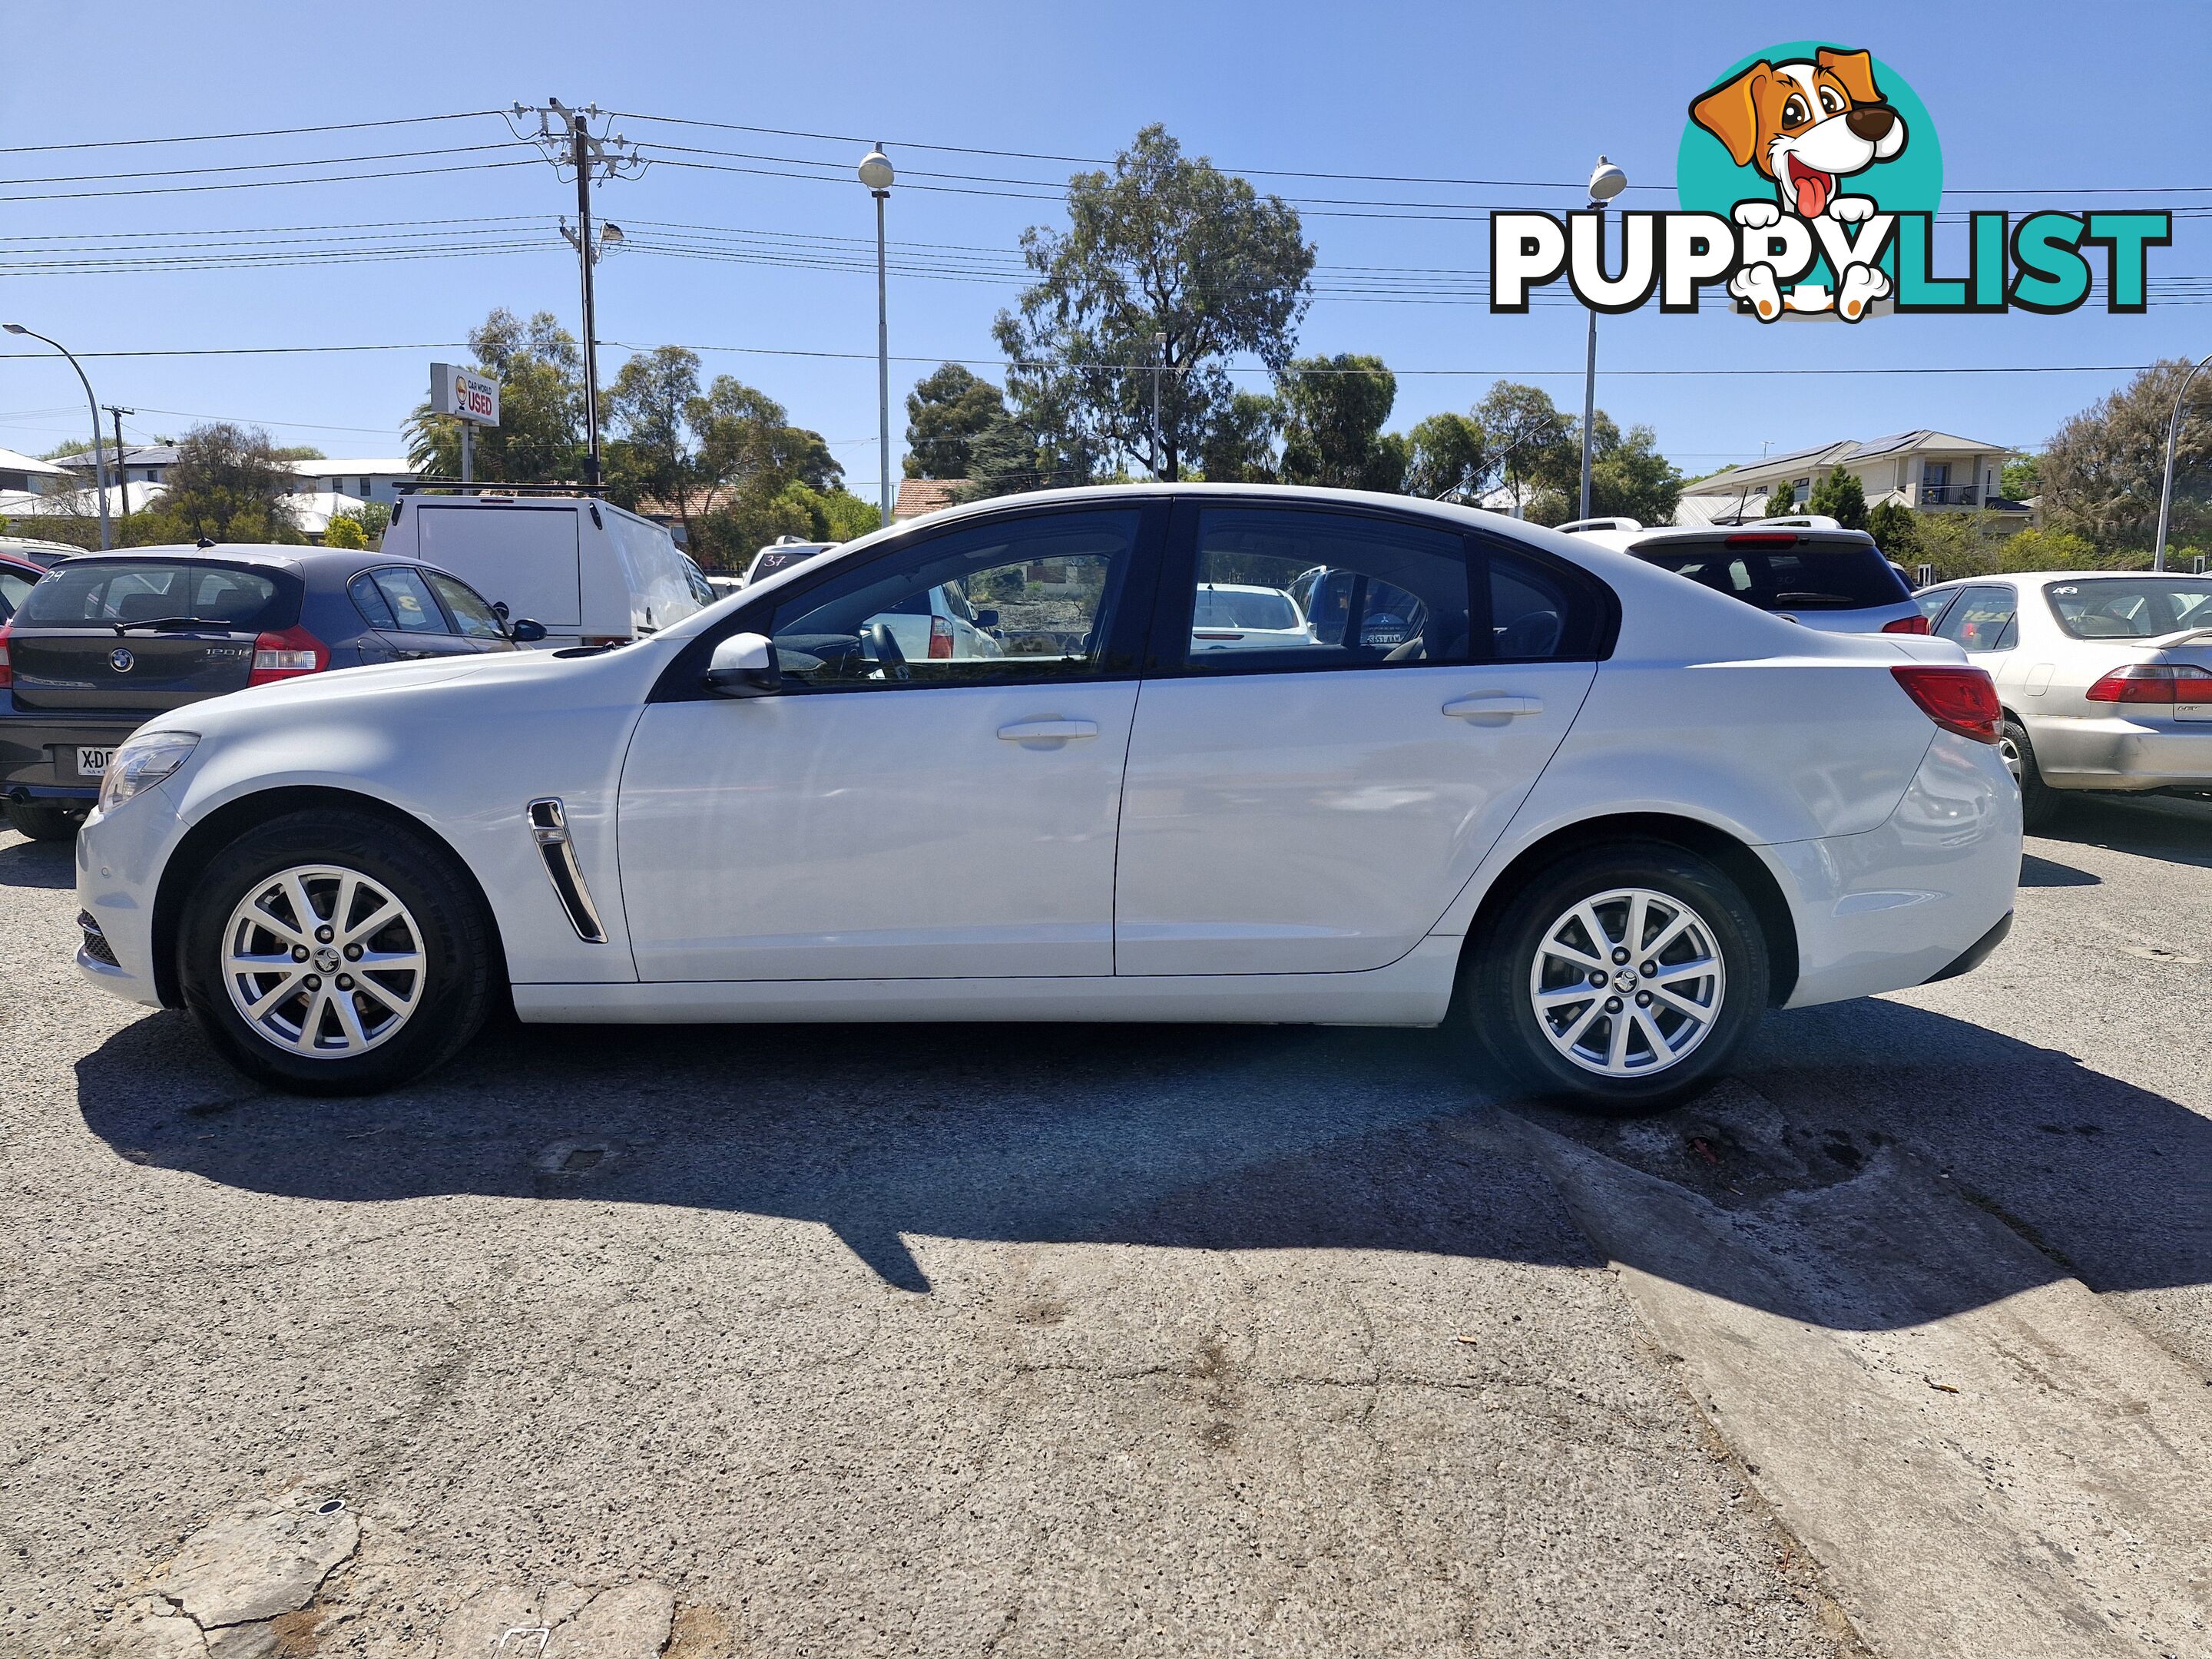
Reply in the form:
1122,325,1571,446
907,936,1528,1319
39,543,438,572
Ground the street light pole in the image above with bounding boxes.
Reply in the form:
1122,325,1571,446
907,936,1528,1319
1153,331,1168,479
859,146,896,528
4,323,110,548
1578,157,1628,524
2152,349,2212,573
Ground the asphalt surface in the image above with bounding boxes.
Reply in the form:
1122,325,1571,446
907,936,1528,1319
1,793,2207,1657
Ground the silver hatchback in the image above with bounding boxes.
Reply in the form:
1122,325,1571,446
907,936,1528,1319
1914,571,2212,826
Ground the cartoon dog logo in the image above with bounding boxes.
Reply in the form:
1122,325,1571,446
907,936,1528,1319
1690,48,1906,321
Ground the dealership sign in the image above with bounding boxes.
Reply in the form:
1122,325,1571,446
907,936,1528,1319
429,363,502,426
1490,42,2171,321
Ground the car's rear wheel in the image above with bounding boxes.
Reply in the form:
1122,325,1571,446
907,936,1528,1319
5,800,83,841
179,808,495,1094
1998,717,2061,832
1460,841,1770,1115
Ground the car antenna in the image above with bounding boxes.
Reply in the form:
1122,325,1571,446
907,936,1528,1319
196,536,215,548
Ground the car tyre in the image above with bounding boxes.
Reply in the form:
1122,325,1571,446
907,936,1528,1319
1998,718,2061,832
1459,840,1770,1116
5,800,82,840
179,807,496,1095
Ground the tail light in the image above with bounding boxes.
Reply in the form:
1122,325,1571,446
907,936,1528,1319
0,623,12,691
1726,532,1799,547
2085,664,2212,704
1882,614,1932,634
1889,664,2001,743
928,614,955,659
249,624,327,685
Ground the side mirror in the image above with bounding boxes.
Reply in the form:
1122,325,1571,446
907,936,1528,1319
508,618,548,644
974,608,1001,629
704,631,780,697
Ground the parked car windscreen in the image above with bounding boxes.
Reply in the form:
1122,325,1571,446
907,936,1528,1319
15,559,290,631
1194,586,1301,631
2044,577,2212,640
1626,534,1910,611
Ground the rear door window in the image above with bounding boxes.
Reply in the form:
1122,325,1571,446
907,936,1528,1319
0,567,33,621
369,568,451,634
1934,584,2018,653
1628,535,1909,611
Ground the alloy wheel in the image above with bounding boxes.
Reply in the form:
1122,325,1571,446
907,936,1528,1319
1527,887,1726,1078
221,864,426,1057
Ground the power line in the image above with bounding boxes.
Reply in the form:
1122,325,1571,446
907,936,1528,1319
0,158,542,205
0,141,530,190
603,111,2212,196
0,111,508,156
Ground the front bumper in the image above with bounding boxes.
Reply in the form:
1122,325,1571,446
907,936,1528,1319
73,784,184,1009
1,707,147,800
1768,729,2023,1008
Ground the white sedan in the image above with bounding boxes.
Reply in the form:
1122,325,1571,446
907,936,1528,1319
71,485,2022,1114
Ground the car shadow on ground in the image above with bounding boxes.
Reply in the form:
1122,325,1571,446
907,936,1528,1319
2039,792,2212,868
74,987,2210,1333
0,833,75,890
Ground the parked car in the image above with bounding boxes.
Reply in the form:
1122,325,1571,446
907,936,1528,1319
1912,571,2212,826
744,538,840,587
1189,581,1313,654
1564,518,1926,635
379,490,707,648
71,485,2019,1113
0,545,538,841
1,536,83,570
1288,567,1429,651
0,551,45,624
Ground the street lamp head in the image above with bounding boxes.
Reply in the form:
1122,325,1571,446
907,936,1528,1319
1588,156,1628,204
2,323,26,335
857,147,895,192
599,222,624,247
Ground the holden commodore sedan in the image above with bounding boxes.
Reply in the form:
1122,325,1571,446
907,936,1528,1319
70,485,2022,1114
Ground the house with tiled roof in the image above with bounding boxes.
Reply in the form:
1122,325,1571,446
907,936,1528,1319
1676,432,2035,528
893,477,965,521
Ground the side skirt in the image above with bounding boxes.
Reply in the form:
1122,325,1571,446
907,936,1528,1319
512,935,1463,1026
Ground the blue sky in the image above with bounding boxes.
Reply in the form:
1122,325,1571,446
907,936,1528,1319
3,0,2205,485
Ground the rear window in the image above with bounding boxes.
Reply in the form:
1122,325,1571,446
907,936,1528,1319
15,560,289,631
1627,535,1910,611
2045,578,2212,640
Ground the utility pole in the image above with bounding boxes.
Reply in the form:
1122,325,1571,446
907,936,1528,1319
512,101,648,488
1152,332,1168,479
105,405,133,518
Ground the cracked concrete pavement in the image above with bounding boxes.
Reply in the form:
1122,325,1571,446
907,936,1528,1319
1,794,2206,1656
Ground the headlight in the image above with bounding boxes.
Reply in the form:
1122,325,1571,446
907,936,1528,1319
98,731,199,814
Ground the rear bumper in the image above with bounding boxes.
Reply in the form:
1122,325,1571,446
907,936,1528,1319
0,707,148,797
2030,713,2212,790
1769,730,2023,1008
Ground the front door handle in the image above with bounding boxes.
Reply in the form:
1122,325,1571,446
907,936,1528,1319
998,718,1098,743
1442,694,1543,720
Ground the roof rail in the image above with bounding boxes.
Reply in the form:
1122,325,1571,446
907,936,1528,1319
395,479,608,497
1554,516,1643,534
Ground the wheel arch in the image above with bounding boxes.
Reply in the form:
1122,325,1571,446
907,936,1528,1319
150,785,505,1010
1459,812,1800,1007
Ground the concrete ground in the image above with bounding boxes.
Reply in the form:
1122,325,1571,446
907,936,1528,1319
0,795,2205,1657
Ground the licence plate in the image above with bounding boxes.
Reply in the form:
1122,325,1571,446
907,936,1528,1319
2177,704,2212,723
76,746,117,776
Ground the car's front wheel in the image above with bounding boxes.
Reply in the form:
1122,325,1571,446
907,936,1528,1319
179,808,497,1094
1460,841,1770,1114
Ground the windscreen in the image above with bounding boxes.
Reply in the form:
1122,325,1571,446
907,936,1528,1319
1628,536,1910,611
15,560,288,630
1194,587,1302,630
2045,578,2212,640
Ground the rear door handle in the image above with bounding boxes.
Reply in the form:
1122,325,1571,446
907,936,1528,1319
997,718,1098,742
1442,694,1543,720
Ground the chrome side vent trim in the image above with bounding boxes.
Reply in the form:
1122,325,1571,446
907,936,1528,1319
526,798,608,943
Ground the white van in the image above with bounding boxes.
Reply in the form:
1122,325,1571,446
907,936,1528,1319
381,492,713,647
